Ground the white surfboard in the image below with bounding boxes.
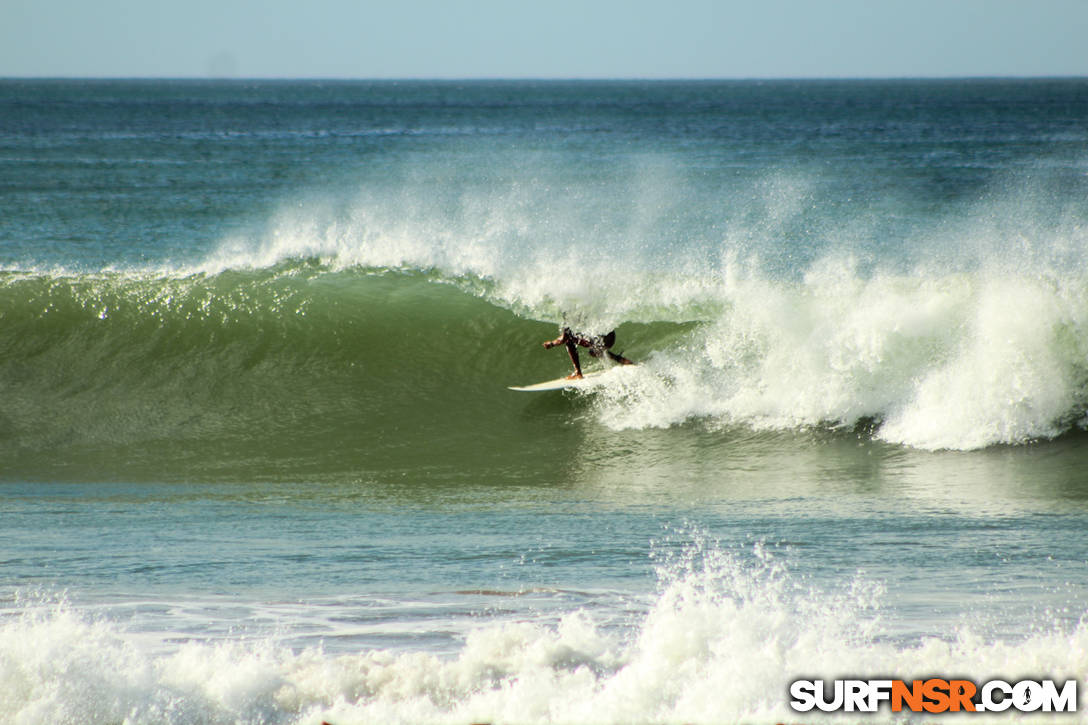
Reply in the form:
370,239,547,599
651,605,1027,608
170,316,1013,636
508,369,609,392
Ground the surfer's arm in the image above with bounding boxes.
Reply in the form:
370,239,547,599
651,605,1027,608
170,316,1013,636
544,327,584,349
543,327,573,349
542,328,584,378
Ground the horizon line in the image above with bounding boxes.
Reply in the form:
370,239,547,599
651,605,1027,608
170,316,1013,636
3,74,1088,83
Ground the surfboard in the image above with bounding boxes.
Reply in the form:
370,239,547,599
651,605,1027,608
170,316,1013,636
508,369,609,392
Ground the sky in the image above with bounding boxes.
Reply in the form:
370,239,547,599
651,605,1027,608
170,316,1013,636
2,0,1086,79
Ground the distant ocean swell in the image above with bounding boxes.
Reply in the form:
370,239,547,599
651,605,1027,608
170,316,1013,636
3,537,1086,724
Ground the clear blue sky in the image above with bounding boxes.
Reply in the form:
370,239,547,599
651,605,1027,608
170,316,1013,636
3,0,1086,79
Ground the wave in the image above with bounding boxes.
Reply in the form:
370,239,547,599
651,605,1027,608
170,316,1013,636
4,245,1088,483
4,537,1086,724
0,266,562,480
6,158,1088,469
175,166,1088,453
0,264,693,480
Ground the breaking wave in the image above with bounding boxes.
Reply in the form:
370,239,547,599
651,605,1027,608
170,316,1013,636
3,537,1085,724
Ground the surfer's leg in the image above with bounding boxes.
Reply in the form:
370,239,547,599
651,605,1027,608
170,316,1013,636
564,338,583,379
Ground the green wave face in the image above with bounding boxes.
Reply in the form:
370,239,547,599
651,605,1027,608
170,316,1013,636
0,267,684,483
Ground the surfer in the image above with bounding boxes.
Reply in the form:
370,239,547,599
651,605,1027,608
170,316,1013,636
543,327,633,379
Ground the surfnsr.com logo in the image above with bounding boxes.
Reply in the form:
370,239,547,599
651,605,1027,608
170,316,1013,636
789,678,1078,713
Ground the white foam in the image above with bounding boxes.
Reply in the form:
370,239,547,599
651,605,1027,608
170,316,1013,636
3,541,1087,724
586,254,1088,450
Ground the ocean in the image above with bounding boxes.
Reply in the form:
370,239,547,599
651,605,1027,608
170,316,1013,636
2,78,1088,723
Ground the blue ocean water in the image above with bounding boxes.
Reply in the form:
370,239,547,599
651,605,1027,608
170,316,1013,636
3,79,1088,723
